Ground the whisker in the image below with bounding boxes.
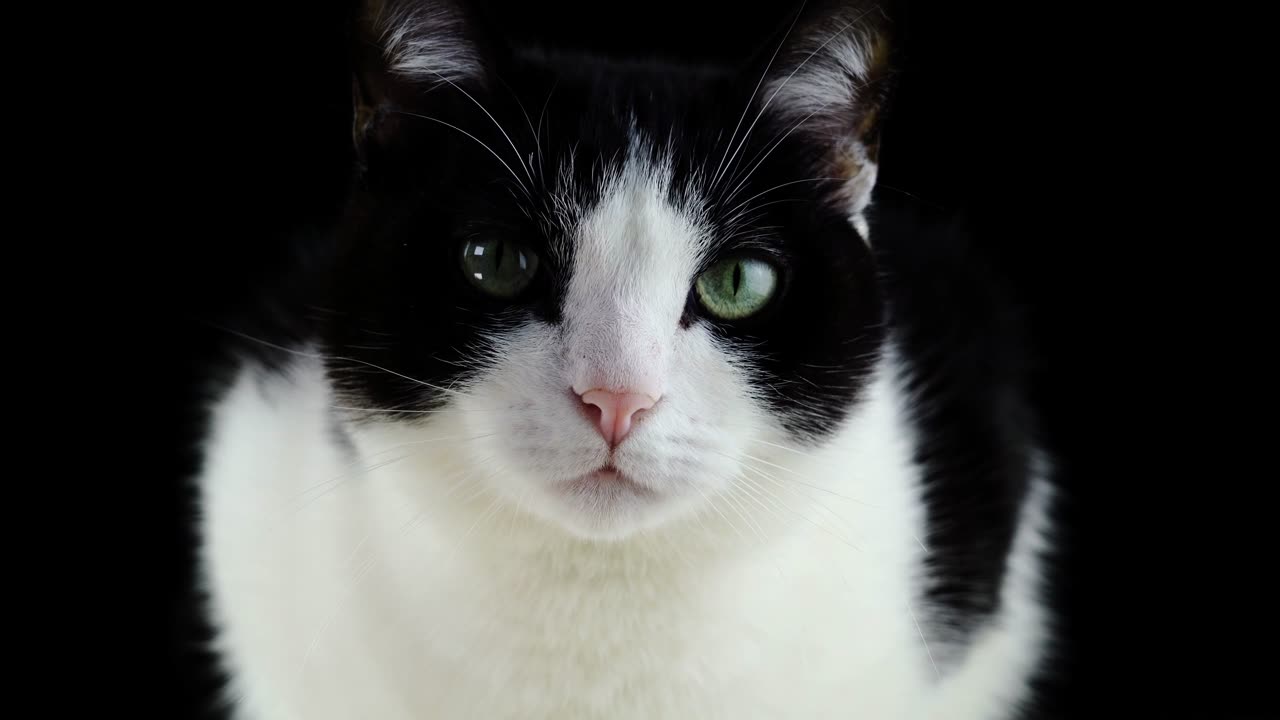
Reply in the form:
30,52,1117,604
907,598,942,680
724,198,807,229
534,79,559,182
723,61,881,210
736,466,863,552
497,75,540,175
878,183,943,210
682,489,719,544
506,486,528,542
742,466,864,542
328,405,499,415
280,432,499,522
332,459,489,575
723,176,842,218
743,437,818,459
729,478,800,580
695,484,748,545
734,456,869,528
721,486,768,545
443,482,510,566
305,431,495,490
735,459,855,529
720,100,835,207
392,110,532,201
213,325,470,399
286,451,415,516
709,0,809,190
722,486,789,580
734,450,878,508
422,70,535,188
715,6,876,201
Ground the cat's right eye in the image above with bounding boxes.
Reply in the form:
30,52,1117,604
460,238,540,299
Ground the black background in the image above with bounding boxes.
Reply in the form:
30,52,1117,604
138,2,1272,718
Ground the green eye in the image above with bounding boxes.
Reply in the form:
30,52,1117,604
460,238,540,298
695,256,779,320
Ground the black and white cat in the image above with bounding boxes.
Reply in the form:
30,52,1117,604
195,1,1058,717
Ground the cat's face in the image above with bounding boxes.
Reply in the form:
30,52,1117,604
322,0,890,539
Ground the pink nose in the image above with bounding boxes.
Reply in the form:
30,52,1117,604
579,389,659,448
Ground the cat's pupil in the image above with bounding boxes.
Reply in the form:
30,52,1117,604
459,238,538,298
732,262,742,296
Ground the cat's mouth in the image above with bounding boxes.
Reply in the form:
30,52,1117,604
559,464,656,500
591,465,631,484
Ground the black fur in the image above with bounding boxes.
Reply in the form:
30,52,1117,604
874,194,1040,643
251,0,1036,660
320,0,889,438
172,1,1067,717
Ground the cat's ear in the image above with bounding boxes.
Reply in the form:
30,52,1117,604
350,0,494,167
762,1,891,237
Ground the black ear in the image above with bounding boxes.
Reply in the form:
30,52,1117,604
350,0,492,167
762,1,891,238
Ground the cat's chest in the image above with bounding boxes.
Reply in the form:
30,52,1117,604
209,471,929,718
251,518,928,720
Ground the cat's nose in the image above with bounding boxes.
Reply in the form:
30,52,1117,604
578,389,659,448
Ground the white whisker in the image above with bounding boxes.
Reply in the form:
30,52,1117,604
735,461,857,535
329,405,496,415
393,110,532,201
721,487,769,546
214,326,470,399
284,433,498,515
720,100,834,207
735,450,879,508
715,6,875,201
534,79,559,182
423,70,535,187
695,484,748,544
906,598,941,680
709,0,809,190
736,467,863,552
723,176,842,218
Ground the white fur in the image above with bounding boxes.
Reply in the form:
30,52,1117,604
377,2,481,84
765,26,874,125
926,462,1054,718
764,12,884,242
198,149,1053,719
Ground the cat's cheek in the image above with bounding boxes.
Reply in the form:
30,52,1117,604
439,322,771,540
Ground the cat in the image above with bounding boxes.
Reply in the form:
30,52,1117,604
192,1,1059,717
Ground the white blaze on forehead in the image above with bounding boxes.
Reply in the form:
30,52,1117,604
562,149,711,398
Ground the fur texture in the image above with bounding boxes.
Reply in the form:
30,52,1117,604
193,2,1057,717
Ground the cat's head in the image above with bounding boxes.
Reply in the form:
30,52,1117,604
320,0,892,539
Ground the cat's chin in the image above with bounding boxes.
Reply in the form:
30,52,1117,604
563,466,660,499
540,467,673,541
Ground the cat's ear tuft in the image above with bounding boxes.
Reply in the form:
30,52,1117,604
365,0,486,87
764,1,892,236
350,0,491,163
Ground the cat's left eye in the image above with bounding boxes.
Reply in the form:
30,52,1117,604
695,256,779,320
460,238,540,299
